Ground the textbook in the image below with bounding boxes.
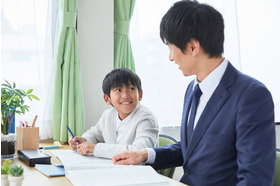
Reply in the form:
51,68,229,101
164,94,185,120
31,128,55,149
50,150,169,186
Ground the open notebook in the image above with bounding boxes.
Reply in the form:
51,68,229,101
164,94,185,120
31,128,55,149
47,150,169,186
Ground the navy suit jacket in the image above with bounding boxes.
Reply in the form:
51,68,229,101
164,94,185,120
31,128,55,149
152,62,276,186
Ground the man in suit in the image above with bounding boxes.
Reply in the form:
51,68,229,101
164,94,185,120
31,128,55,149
112,1,276,185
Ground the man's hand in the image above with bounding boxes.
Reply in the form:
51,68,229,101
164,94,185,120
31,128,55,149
77,142,96,155
68,136,87,151
112,150,148,165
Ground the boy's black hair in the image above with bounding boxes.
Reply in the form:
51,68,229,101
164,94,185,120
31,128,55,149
102,68,142,97
160,0,224,58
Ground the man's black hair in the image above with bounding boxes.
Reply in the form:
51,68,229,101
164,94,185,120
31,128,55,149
160,0,224,58
102,68,142,97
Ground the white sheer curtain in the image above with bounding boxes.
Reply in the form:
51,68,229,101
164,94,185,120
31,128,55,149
236,0,280,122
1,0,58,138
130,0,240,127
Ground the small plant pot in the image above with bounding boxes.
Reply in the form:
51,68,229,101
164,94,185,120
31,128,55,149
8,175,24,186
1,174,9,186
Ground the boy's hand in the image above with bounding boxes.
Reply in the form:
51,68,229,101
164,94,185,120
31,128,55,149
77,142,96,155
68,136,87,151
112,150,148,165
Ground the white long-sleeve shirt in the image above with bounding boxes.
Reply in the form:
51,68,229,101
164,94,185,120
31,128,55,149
82,104,159,159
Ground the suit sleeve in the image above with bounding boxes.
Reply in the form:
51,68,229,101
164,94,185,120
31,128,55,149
236,85,275,185
151,141,183,170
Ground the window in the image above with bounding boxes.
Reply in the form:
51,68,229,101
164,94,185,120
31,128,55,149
1,0,58,138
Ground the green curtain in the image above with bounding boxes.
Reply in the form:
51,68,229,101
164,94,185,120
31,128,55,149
50,0,85,142
114,0,136,71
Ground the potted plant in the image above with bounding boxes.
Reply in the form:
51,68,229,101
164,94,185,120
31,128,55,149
1,159,12,186
8,165,24,186
1,79,39,157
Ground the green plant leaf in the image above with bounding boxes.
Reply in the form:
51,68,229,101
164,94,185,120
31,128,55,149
27,95,32,101
15,110,22,115
20,89,26,95
29,94,40,101
27,89,33,94
15,89,24,96
6,91,15,99
13,82,16,89
1,160,12,174
1,84,12,89
8,96,21,100
21,107,25,115
3,79,12,89
7,100,11,105
8,165,24,176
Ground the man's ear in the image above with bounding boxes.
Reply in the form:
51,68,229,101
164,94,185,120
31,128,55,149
189,38,200,56
103,94,112,105
138,91,143,101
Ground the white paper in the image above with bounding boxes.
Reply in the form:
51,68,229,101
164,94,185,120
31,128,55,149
50,150,111,164
50,150,169,186
67,166,169,186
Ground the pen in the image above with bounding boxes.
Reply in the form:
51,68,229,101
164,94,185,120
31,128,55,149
39,146,63,150
25,121,28,127
67,126,79,152
32,115,38,127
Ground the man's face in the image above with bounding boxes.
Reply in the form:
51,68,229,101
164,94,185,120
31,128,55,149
168,43,197,76
104,83,142,120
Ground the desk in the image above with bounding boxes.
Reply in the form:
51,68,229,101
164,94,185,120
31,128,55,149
2,143,187,186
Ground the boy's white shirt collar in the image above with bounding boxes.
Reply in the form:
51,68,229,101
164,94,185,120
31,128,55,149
116,105,139,141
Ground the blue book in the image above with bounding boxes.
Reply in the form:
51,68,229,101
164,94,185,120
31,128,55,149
35,164,65,177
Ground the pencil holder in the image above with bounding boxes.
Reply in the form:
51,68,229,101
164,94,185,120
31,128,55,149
16,127,39,151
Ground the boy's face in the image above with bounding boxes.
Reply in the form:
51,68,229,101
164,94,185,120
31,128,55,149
103,83,142,120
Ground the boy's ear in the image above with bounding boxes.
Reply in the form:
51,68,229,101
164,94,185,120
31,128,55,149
138,91,143,101
103,94,112,105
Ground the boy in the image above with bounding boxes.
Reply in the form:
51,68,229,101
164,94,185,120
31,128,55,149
69,68,159,159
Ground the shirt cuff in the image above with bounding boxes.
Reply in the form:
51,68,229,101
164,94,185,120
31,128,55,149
145,148,156,164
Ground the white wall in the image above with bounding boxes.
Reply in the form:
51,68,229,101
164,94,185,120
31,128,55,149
77,0,114,130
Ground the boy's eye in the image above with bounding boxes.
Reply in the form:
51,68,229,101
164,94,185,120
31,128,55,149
130,87,135,91
115,88,121,92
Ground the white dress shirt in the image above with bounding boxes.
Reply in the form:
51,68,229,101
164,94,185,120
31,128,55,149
146,58,228,164
116,105,138,142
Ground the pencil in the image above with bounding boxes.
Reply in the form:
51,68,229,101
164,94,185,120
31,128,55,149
32,115,38,127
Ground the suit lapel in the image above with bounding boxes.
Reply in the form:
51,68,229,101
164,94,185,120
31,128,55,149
183,62,238,165
180,81,194,151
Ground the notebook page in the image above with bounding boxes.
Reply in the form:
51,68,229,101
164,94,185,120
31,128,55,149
66,165,169,186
